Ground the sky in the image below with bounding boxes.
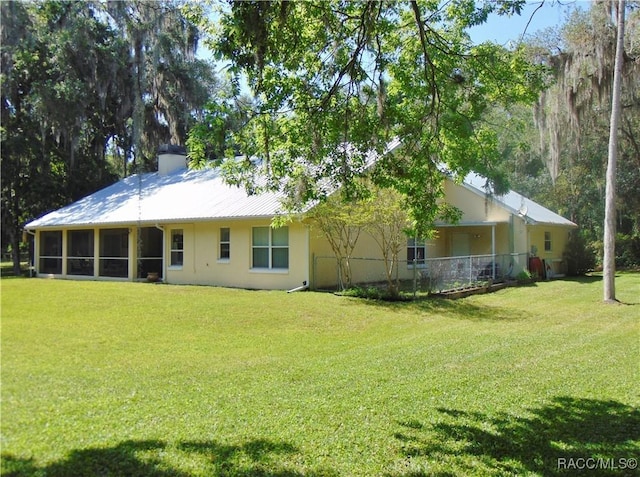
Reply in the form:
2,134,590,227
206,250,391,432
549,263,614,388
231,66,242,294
469,0,588,44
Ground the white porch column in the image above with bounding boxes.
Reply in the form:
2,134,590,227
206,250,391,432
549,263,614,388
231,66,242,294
128,227,136,281
61,230,68,276
491,224,496,279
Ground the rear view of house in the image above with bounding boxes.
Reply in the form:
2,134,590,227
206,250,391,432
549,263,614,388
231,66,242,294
25,146,576,291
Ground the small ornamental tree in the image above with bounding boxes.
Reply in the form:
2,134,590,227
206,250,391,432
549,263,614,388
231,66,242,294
361,188,411,297
306,193,367,290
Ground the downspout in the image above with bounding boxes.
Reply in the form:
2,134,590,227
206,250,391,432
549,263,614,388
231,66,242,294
287,282,309,293
155,224,165,281
290,224,311,293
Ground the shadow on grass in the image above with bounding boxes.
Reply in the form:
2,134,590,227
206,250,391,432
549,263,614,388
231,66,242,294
389,396,640,476
356,295,535,322
2,438,337,477
562,274,604,284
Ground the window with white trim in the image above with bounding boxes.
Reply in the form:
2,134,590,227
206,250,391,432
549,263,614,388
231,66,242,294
407,238,426,267
170,229,184,267
252,226,288,269
219,227,230,260
544,231,552,252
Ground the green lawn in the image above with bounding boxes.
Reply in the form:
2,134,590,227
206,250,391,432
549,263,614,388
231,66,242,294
1,275,638,476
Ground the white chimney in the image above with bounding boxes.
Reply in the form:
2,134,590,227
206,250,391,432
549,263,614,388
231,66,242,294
157,144,187,175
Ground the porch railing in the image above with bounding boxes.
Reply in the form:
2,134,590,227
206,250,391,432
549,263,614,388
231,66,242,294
313,253,529,295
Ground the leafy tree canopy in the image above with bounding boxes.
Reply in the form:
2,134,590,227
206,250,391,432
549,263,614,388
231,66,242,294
190,0,548,236
1,0,217,272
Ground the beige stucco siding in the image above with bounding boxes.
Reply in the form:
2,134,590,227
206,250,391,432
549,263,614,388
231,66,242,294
443,180,511,223
164,220,309,290
527,224,571,275
308,225,440,289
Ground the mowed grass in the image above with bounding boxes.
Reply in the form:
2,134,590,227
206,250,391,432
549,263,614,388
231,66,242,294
1,275,638,476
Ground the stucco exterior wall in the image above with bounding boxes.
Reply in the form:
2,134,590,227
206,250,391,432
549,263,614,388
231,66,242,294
527,224,571,276
443,180,511,223
164,219,309,290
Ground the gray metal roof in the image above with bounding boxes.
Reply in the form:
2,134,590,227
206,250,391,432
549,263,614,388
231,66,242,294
462,172,577,227
26,167,287,229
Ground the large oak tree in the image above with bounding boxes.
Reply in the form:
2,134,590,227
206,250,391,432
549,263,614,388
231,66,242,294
1,0,216,273
190,0,548,238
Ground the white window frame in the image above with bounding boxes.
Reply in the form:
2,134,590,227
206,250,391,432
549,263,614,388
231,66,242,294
251,226,289,270
407,238,427,268
544,231,552,252
218,227,230,261
170,229,184,268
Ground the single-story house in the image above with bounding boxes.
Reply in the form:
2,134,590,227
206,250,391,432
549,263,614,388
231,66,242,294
24,146,576,291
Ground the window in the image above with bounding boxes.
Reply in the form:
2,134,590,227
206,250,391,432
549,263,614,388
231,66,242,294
252,226,288,269
67,229,94,276
407,238,426,267
39,230,62,274
219,227,230,260
170,229,184,267
544,231,552,252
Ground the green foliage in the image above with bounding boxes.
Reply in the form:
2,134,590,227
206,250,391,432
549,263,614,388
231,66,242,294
616,233,640,268
524,2,640,272
563,229,596,276
306,192,368,289
187,95,255,167
1,0,217,273
1,276,638,475
190,1,547,238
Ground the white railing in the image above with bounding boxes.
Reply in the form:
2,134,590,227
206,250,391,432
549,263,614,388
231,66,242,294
313,253,529,295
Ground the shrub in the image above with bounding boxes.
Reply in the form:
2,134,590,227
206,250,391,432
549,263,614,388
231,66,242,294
616,233,640,268
340,285,410,301
564,229,596,276
516,269,532,282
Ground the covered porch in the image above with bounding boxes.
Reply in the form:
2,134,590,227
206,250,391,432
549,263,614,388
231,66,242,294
34,226,165,281
430,221,517,260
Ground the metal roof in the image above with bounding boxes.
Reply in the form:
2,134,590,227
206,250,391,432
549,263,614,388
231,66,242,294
25,167,288,229
25,161,576,230
462,172,577,227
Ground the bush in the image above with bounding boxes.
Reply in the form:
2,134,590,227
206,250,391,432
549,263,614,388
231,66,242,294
616,233,640,268
564,229,596,276
341,286,384,300
340,285,410,301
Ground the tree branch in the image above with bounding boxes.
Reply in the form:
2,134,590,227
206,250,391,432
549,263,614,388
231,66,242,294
410,0,438,116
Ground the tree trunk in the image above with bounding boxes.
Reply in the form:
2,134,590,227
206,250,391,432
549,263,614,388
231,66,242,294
603,0,626,303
